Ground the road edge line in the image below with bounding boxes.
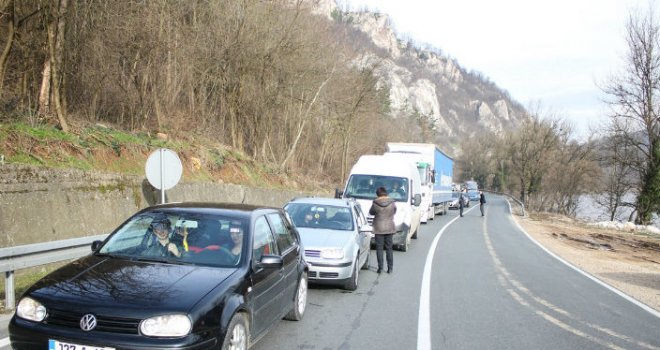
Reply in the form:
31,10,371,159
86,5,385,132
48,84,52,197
505,200,660,319
417,215,461,350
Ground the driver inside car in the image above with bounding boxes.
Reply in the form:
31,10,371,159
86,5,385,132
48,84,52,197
143,216,183,258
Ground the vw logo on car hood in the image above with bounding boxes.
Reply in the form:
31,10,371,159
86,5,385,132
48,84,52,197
80,314,97,331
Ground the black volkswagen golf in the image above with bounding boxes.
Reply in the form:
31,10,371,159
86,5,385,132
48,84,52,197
9,202,308,350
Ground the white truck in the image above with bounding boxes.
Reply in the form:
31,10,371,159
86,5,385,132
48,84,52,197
338,154,422,251
385,143,454,222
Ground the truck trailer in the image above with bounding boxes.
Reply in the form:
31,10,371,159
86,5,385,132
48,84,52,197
385,143,454,220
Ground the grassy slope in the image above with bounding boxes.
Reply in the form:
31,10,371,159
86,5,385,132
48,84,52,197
0,121,332,311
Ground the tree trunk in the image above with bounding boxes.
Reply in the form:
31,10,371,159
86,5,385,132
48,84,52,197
38,59,51,116
38,0,69,132
0,0,16,99
49,0,69,132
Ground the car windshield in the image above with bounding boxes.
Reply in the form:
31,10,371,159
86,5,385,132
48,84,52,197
285,203,354,231
98,210,248,268
452,192,460,198
344,174,408,201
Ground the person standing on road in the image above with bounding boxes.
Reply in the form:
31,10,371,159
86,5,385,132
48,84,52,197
369,186,397,274
479,190,486,216
458,189,465,217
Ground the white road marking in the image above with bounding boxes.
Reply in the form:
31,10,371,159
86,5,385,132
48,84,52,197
417,206,476,350
484,219,659,349
505,200,660,319
0,337,9,347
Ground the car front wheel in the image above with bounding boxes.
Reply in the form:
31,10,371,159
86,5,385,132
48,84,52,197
285,272,307,321
222,313,248,350
345,258,359,291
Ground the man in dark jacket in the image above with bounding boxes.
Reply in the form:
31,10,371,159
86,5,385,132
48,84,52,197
458,189,465,217
479,190,486,216
369,187,397,274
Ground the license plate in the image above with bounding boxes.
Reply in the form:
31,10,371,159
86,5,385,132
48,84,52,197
49,339,115,350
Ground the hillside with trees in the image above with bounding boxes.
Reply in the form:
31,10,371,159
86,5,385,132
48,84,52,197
0,0,657,224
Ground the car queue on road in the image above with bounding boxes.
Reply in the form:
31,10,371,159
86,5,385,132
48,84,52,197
7,142,462,350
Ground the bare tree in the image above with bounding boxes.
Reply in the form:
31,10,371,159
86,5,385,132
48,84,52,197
505,111,562,207
593,127,637,221
604,6,660,224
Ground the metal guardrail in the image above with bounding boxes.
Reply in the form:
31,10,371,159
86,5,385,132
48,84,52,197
0,234,109,310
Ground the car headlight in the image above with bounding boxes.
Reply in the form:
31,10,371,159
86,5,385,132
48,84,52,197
16,297,47,322
320,248,344,259
140,314,192,337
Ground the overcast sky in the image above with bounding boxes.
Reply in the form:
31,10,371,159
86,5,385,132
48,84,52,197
342,0,651,138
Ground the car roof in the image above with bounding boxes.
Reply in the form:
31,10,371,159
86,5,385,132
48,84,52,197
138,202,281,220
286,197,355,207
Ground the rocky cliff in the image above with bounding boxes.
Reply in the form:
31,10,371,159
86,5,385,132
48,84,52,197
313,0,527,155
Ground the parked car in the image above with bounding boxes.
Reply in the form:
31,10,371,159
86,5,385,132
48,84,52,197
9,202,308,350
284,197,372,291
448,191,469,209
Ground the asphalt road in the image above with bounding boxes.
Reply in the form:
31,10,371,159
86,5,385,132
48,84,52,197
2,195,659,349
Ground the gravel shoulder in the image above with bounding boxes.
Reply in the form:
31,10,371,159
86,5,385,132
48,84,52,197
513,213,660,313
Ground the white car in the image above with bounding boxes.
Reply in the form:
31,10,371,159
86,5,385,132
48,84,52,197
284,197,372,291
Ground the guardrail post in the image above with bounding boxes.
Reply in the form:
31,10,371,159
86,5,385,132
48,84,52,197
5,270,15,310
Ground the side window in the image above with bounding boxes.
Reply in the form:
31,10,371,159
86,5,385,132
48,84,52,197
268,213,296,253
252,216,277,261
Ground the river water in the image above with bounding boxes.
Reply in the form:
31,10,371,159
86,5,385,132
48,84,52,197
575,194,660,228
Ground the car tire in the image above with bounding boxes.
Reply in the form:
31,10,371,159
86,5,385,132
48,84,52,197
285,272,307,321
345,259,359,291
412,228,418,239
221,313,248,350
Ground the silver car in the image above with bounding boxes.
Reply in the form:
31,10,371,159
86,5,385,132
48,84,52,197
284,197,372,291
448,191,469,209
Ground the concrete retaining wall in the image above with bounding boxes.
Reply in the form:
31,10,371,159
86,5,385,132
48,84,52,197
0,164,328,247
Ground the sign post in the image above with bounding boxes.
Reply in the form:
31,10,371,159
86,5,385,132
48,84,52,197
145,148,183,204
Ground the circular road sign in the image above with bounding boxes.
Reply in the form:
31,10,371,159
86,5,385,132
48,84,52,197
145,148,183,190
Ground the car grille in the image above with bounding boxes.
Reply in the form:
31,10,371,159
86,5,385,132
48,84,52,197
46,309,140,334
305,250,320,258
319,272,339,278
307,271,339,279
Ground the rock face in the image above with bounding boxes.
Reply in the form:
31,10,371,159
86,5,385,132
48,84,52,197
316,3,528,155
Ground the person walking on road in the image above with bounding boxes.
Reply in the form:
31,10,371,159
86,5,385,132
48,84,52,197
479,190,487,216
369,186,397,274
458,189,465,217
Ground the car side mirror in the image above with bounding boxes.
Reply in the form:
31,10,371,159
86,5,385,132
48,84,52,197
91,240,103,252
359,224,373,233
259,255,283,269
412,194,422,206
334,188,343,199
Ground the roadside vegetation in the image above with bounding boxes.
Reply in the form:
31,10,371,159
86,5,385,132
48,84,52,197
0,122,332,191
455,8,660,226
